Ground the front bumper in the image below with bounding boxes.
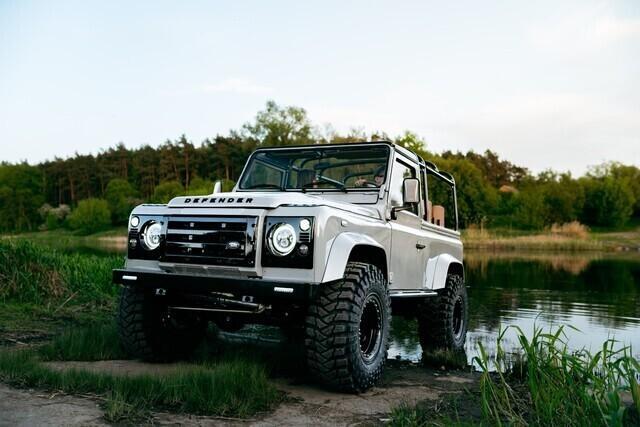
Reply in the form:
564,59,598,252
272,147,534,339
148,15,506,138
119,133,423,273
112,269,317,303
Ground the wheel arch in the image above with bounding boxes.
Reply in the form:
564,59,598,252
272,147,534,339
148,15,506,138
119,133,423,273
321,232,388,283
424,253,464,290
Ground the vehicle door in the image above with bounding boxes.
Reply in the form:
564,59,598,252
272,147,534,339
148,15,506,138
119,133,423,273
388,157,425,290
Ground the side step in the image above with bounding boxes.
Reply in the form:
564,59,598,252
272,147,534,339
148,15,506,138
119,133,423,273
390,290,438,316
389,290,438,298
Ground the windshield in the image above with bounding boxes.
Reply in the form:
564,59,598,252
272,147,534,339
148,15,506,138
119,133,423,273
238,144,390,191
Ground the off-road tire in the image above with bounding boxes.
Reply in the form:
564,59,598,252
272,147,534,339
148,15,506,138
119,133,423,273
305,262,390,393
117,286,206,361
418,274,468,351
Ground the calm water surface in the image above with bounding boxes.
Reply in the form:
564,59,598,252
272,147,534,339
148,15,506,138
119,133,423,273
390,251,640,365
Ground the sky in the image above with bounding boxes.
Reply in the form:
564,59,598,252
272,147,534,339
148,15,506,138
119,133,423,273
1,0,639,176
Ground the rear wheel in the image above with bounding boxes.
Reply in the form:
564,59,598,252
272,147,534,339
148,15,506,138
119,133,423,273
117,286,207,361
418,274,468,351
305,262,390,392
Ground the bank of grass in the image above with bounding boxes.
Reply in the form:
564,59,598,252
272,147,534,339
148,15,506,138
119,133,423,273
2,227,127,257
462,223,640,252
393,325,640,426
1,321,285,420
0,239,121,306
0,348,281,419
476,326,640,426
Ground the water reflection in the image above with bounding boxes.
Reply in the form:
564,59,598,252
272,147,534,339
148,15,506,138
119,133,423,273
389,251,640,366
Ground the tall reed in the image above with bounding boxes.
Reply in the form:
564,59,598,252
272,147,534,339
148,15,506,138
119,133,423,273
0,239,122,304
474,325,640,426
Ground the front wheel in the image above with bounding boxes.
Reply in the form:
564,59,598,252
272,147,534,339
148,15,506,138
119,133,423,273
305,262,390,392
418,274,468,351
117,286,207,361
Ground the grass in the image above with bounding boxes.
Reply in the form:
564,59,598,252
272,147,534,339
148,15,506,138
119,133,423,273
38,321,126,361
391,325,640,426
0,347,282,419
474,325,640,426
2,227,127,257
0,240,286,420
0,239,122,305
389,390,483,427
462,223,640,252
0,321,295,420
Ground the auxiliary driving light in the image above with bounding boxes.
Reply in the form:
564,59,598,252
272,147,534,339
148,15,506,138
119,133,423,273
299,218,311,231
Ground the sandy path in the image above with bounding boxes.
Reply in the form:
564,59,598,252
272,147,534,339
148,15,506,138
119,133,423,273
0,384,107,427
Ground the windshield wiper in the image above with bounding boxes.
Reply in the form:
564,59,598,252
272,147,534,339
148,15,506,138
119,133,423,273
301,180,347,192
244,183,286,191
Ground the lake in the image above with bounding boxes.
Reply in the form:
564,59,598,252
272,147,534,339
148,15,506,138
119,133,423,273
390,251,640,365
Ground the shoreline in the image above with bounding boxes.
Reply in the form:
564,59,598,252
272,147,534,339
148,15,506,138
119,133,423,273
462,227,640,253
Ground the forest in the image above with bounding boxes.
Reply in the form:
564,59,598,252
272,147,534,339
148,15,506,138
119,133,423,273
1,101,638,233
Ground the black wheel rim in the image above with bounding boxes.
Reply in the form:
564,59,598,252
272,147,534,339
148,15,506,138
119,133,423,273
360,294,383,363
452,295,464,339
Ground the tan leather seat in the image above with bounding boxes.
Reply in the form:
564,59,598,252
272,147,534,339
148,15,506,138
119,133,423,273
432,205,445,227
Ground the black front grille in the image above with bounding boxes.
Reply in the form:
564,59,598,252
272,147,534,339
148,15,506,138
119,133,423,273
163,216,257,267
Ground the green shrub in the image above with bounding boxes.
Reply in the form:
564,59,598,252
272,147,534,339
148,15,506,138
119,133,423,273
581,177,635,228
68,198,111,235
104,179,139,225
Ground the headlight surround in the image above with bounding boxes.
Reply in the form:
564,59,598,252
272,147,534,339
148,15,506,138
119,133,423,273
267,223,296,256
141,221,162,251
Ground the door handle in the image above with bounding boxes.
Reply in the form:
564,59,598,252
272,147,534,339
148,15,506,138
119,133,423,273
416,243,426,250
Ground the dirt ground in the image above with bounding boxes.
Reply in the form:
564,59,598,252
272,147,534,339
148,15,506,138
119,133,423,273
1,359,477,426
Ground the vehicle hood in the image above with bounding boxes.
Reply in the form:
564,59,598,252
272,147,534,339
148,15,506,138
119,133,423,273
167,191,381,218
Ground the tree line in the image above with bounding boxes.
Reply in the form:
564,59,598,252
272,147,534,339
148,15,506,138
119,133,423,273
1,101,638,233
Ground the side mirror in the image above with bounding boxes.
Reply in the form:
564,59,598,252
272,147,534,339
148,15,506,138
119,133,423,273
391,178,421,219
403,178,420,204
213,180,222,194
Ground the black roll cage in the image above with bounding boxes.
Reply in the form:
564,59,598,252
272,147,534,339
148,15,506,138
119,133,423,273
236,141,459,230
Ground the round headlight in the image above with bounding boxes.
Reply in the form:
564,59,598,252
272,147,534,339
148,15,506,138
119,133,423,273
130,216,140,228
268,223,296,256
141,222,162,250
299,218,311,231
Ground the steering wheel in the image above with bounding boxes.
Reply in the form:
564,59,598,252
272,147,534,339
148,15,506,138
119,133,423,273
354,179,376,188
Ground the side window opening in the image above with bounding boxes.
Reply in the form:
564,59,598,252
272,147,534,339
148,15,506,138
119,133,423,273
426,170,457,230
389,158,419,216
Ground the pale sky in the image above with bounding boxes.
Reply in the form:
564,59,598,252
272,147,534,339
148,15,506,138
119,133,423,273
1,0,639,176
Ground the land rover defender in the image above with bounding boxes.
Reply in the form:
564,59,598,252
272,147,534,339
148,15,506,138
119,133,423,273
113,141,467,392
